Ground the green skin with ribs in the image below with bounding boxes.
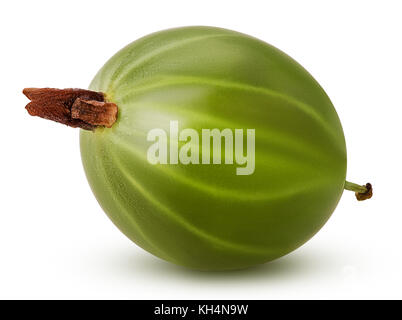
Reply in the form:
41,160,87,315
80,26,348,270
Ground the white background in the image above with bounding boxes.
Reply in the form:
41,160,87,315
0,0,401,299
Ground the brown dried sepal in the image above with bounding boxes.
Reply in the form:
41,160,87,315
355,183,373,201
71,99,118,128
23,88,118,130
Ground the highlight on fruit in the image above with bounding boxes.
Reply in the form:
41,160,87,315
23,26,372,270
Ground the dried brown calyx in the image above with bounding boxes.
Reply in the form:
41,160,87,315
23,88,118,130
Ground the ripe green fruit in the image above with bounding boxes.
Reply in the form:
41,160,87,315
24,26,372,270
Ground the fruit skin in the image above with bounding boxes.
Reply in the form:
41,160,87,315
80,26,347,270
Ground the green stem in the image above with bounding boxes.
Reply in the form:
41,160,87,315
344,181,373,201
344,181,367,193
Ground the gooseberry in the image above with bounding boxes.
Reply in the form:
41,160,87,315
24,26,372,270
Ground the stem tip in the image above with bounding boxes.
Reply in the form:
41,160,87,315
345,181,373,201
355,183,373,201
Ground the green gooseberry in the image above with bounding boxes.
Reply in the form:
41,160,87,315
24,26,372,270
